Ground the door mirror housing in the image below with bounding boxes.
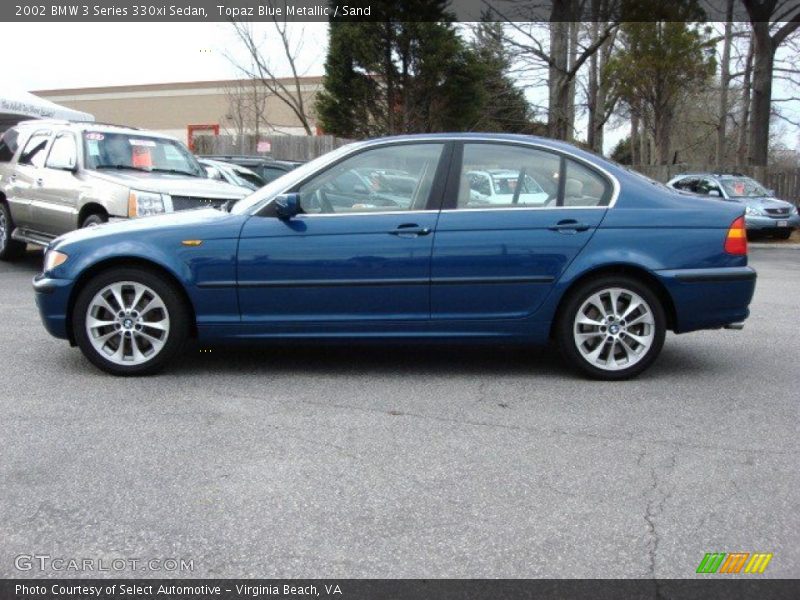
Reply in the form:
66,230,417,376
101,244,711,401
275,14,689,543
274,193,301,219
204,165,223,180
766,188,776,197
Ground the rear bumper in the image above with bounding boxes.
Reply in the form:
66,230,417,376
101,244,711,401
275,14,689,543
745,214,800,231
32,274,74,340
655,266,756,333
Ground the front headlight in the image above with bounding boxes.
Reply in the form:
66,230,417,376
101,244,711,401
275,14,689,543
745,206,762,216
43,250,68,273
128,189,166,217
791,205,799,216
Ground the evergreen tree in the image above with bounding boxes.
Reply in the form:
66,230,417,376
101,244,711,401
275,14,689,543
316,1,485,137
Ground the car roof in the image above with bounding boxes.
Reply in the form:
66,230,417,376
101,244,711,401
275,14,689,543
14,119,178,140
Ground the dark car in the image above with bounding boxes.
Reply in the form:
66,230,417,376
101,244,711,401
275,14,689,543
200,155,303,184
667,173,799,239
34,134,755,379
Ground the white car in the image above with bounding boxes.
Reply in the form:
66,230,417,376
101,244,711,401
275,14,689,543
465,169,550,206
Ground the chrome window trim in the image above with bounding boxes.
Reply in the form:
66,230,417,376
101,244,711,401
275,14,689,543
246,136,621,216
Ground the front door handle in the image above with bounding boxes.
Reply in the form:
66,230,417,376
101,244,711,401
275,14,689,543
548,219,590,233
35,178,44,187
390,223,431,237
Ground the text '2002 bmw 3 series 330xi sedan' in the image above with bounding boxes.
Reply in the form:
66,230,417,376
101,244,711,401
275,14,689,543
29,134,756,380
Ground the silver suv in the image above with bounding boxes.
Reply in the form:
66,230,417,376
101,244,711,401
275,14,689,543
0,120,246,259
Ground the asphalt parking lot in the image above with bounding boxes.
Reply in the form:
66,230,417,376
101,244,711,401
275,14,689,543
1,248,798,579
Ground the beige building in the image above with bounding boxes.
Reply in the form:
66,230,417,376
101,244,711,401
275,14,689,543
34,77,324,149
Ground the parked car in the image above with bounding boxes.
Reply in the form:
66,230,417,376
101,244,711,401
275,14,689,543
33,134,756,379
0,120,246,259
200,155,303,184
464,169,550,205
666,173,799,239
199,158,266,191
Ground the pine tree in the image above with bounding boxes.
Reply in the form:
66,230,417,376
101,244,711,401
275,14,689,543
315,1,485,137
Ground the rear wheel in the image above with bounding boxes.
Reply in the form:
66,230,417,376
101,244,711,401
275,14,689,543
0,202,26,261
556,275,666,380
72,268,189,375
774,230,792,240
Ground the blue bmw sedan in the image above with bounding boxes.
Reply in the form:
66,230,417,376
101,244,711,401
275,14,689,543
31,134,756,379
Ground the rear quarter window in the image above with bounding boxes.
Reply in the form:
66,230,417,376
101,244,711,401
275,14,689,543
0,129,20,163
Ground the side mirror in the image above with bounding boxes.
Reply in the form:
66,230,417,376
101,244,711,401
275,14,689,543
708,189,721,197
766,188,776,197
274,193,301,219
204,165,222,180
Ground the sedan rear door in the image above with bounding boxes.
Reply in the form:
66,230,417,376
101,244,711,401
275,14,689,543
431,141,613,322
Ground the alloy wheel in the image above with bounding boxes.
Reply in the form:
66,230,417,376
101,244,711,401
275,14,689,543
573,287,655,372
85,281,170,366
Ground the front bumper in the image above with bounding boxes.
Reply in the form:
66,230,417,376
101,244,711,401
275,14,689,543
33,274,74,340
655,266,757,333
745,214,800,231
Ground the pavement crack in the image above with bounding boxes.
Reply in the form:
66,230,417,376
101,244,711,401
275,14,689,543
641,445,678,586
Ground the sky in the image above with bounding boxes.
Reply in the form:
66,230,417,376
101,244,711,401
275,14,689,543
2,22,796,155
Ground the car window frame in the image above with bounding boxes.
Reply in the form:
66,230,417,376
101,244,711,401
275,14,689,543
18,129,53,168
442,140,614,211
257,140,455,218
44,131,79,171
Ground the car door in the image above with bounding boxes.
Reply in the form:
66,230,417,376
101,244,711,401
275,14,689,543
9,129,52,230
431,141,613,322
34,131,82,235
236,142,450,331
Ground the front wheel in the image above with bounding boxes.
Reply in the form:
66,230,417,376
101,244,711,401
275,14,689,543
72,268,190,375
556,276,666,380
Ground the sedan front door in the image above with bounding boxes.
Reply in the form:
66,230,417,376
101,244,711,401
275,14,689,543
236,142,449,334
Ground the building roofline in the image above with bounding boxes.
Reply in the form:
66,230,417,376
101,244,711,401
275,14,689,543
33,76,324,96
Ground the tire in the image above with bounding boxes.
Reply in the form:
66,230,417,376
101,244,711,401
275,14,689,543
81,212,107,228
0,202,26,261
774,230,792,240
556,275,666,380
72,267,190,375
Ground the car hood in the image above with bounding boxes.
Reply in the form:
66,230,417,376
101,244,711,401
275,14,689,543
52,208,244,248
729,196,793,209
89,170,247,199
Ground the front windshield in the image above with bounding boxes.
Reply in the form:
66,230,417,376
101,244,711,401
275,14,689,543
230,142,359,214
720,177,770,198
83,131,205,177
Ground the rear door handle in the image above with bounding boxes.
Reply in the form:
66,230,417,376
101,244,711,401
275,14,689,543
390,223,431,237
548,219,590,233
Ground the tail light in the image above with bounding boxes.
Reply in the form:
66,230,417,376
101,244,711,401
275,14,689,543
724,216,747,255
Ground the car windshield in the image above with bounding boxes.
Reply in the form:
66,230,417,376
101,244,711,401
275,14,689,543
720,177,770,198
83,131,205,177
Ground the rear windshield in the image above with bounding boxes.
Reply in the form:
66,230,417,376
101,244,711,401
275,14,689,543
720,177,770,198
83,132,205,177
0,129,20,163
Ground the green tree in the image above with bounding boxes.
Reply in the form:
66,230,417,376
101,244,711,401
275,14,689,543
316,1,485,137
607,3,715,164
469,21,532,133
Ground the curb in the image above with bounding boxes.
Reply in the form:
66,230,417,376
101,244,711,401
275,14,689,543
749,243,800,249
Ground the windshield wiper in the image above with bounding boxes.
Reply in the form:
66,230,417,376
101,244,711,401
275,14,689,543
94,164,151,172
150,167,201,177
